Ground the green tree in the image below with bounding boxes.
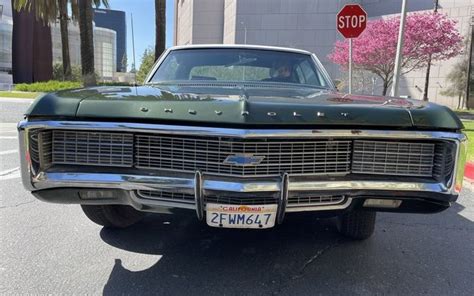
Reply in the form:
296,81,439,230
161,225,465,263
58,0,72,80
121,53,128,72
136,48,155,84
52,63,83,81
154,0,166,61
440,57,468,109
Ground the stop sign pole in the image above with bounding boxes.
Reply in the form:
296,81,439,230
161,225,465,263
337,5,367,94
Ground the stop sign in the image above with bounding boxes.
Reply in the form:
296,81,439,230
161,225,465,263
337,4,367,38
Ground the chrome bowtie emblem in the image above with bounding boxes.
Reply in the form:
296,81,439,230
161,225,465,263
223,154,265,166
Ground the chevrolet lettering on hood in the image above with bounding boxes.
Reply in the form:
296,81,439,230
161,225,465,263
18,45,467,241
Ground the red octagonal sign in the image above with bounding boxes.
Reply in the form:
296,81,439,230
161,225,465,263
337,4,367,38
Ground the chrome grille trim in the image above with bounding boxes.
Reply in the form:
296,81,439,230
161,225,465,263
135,134,352,176
287,195,346,207
204,194,278,205
136,190,195,204
352,140,435,177
29,129,52,168
28,130,41,165
51,130,134,167
34,127,455,181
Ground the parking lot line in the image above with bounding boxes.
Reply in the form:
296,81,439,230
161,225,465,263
0,149,18,155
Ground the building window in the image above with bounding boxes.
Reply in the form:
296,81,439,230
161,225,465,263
101,42,113,78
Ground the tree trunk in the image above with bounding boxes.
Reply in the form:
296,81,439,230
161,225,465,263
12,0,53,83
59,0,72,81
382,79,389,96
78,0,96,86
422,57,431,101
154,0,166,62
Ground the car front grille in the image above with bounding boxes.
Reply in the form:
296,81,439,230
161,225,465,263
135,134,352,176
204,194,278,205
352,140,435,177
287,194,346,207
135,190,347,207
135,190,195,204
51,130,134,167
30,129,456,181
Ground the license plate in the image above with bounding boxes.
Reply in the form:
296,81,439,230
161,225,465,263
206,203,277,229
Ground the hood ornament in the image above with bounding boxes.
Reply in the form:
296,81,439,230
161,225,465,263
164,108,173,113
241,111,249,116
340,112,349,117
140,107,149,113
293,112,302,117
188,109,197,115
215,110,222,115
267,112,277,117
316,112,325,117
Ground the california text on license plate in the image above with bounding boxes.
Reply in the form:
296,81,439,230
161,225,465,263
206,203,277,229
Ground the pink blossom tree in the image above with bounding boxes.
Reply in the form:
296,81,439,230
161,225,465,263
328,12,463,96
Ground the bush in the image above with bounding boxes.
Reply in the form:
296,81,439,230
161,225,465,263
14,80,83,93
52,63,83,82
98,81,134,87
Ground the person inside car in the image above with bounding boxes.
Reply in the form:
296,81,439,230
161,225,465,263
264,61,295,83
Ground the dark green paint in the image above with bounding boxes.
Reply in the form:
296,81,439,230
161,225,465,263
25,85,463,130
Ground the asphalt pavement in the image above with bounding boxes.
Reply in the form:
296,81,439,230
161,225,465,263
1,98,473,295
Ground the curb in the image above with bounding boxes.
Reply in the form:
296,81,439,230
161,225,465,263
465,161,474,184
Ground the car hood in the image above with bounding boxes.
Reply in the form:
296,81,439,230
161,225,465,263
26,85,463,129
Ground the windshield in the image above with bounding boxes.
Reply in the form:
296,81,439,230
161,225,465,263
149,48,331,88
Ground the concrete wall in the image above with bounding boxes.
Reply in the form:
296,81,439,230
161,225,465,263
175,0,194,45
223,0,237,44
192,0,225,43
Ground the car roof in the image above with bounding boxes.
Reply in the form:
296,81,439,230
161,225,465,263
168,44,313,55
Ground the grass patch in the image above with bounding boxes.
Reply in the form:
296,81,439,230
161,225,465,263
14,80,82,92
463,120,474,162
0,91,41,99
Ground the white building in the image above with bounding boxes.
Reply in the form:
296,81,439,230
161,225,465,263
174,0,474,108
50,22,117,80
0,0,13,89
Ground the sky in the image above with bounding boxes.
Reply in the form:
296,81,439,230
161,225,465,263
105,0,174,70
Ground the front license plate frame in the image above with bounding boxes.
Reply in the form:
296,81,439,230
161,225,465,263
206,203,278,229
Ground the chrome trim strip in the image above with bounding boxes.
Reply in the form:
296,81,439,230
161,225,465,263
130,191,196,210
195,171,204,220
18,128,35,191
29,171,453,195
286,198,353,213
17,120,466,141
289,180,448,193
277,173,289,224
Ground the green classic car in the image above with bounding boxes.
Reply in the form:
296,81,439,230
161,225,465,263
18,45,468,240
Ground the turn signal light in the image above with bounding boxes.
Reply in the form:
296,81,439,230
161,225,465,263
79,190,115,200
363,199,402,208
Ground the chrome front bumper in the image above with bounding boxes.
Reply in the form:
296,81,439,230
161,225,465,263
18,120,468,217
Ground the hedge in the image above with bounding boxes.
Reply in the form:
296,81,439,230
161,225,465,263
14,80,82,93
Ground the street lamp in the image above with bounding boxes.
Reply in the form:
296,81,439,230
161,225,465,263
240,21,247,44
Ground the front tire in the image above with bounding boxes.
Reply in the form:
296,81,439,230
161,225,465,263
338,210,376,240
81,205,145,228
